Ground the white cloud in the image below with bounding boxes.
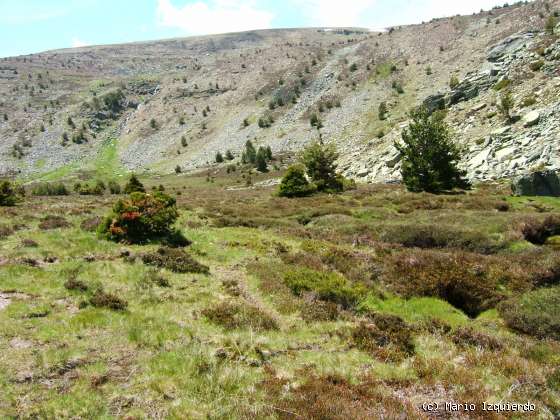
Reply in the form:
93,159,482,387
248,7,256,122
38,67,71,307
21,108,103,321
71,38,89,48
156,0,274,35
291,0,377,27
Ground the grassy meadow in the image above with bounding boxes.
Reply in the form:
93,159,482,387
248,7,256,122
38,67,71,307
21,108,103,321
0,168,559,418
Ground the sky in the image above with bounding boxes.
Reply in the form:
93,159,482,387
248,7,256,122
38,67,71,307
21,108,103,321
0,0,516,57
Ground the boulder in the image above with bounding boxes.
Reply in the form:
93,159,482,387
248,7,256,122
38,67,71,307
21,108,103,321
511,170,560,196
522,110,540,127
422,94,446,114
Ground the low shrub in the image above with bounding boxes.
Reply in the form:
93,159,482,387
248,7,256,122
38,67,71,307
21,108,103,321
38,215,70,230
498,286,560,340
64,277,89,292
141,247,209,274
31,183,69,196
283,267,365,308
383,250,506,317
379,223,503,254
0,181,19,206
80,216,102,232
300,298,341,322
98,192,179,243
89,289,128,311
202,300,279,331
452,327,503,350
0,224,14,239
352,313,415,361
521,215,560,245
261,373,418,419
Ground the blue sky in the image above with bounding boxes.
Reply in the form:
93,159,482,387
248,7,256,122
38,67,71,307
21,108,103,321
0,0,514,57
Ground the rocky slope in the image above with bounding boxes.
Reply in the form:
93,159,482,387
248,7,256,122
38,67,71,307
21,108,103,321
0,0,559,183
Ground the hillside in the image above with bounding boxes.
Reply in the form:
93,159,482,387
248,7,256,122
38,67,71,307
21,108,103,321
1,1,560,418
1,0,559,183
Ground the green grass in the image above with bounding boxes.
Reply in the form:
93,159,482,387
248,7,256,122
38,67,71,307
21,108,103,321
0,179,559,417
359,295,469,327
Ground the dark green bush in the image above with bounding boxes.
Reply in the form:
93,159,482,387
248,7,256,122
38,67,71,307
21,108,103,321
31,183,68,196
498,286,560,340
98,192,179,243
108,180,121,194
300,142,344,193
0,181,18,206
278,165,316,198
123,174,145,194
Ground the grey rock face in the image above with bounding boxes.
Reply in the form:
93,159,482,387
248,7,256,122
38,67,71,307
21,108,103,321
511,170,560,196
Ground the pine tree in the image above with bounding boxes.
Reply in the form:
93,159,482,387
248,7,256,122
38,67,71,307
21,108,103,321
256,147,268,172
244,140,257,164
264,146,272,161
123,174,145,194
225,150,234,160
395,107,470,193
215,152,224,163
278,165,316,197
300,142,343,193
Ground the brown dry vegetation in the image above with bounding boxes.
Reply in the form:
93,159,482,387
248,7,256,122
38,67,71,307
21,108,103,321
0,171,559,418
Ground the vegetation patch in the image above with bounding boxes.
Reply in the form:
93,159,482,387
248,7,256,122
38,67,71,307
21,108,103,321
283,267,365,308
352,313,415,361
89,289,128,311
521,215,560,245
202,300,279,331
261,372,418,419
451,326,503,350
383,250,506,317
141,247,209,274
498,286,560,340
379,223,503,253
98,191,182,244
38,215,71,230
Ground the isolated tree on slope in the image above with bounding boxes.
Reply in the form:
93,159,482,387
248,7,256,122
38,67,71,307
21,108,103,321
396,107,470,193
300,142,343,193
123,174,145,194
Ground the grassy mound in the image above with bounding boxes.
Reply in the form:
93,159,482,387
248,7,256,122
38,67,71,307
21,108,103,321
499,286,560,339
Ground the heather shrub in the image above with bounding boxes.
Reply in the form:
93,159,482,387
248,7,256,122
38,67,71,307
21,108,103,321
452,327,503,350
202,300,279,331
521,215,560,245
498,286,560,340
39,215,70,230
383,250,505,317
98,192,179,243
141,247,209,274
89,289,128,311
261,373,418,419
379,223,503,253
352,313,415,361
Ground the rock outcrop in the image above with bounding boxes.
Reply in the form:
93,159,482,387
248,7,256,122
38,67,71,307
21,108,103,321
512,170,560,196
